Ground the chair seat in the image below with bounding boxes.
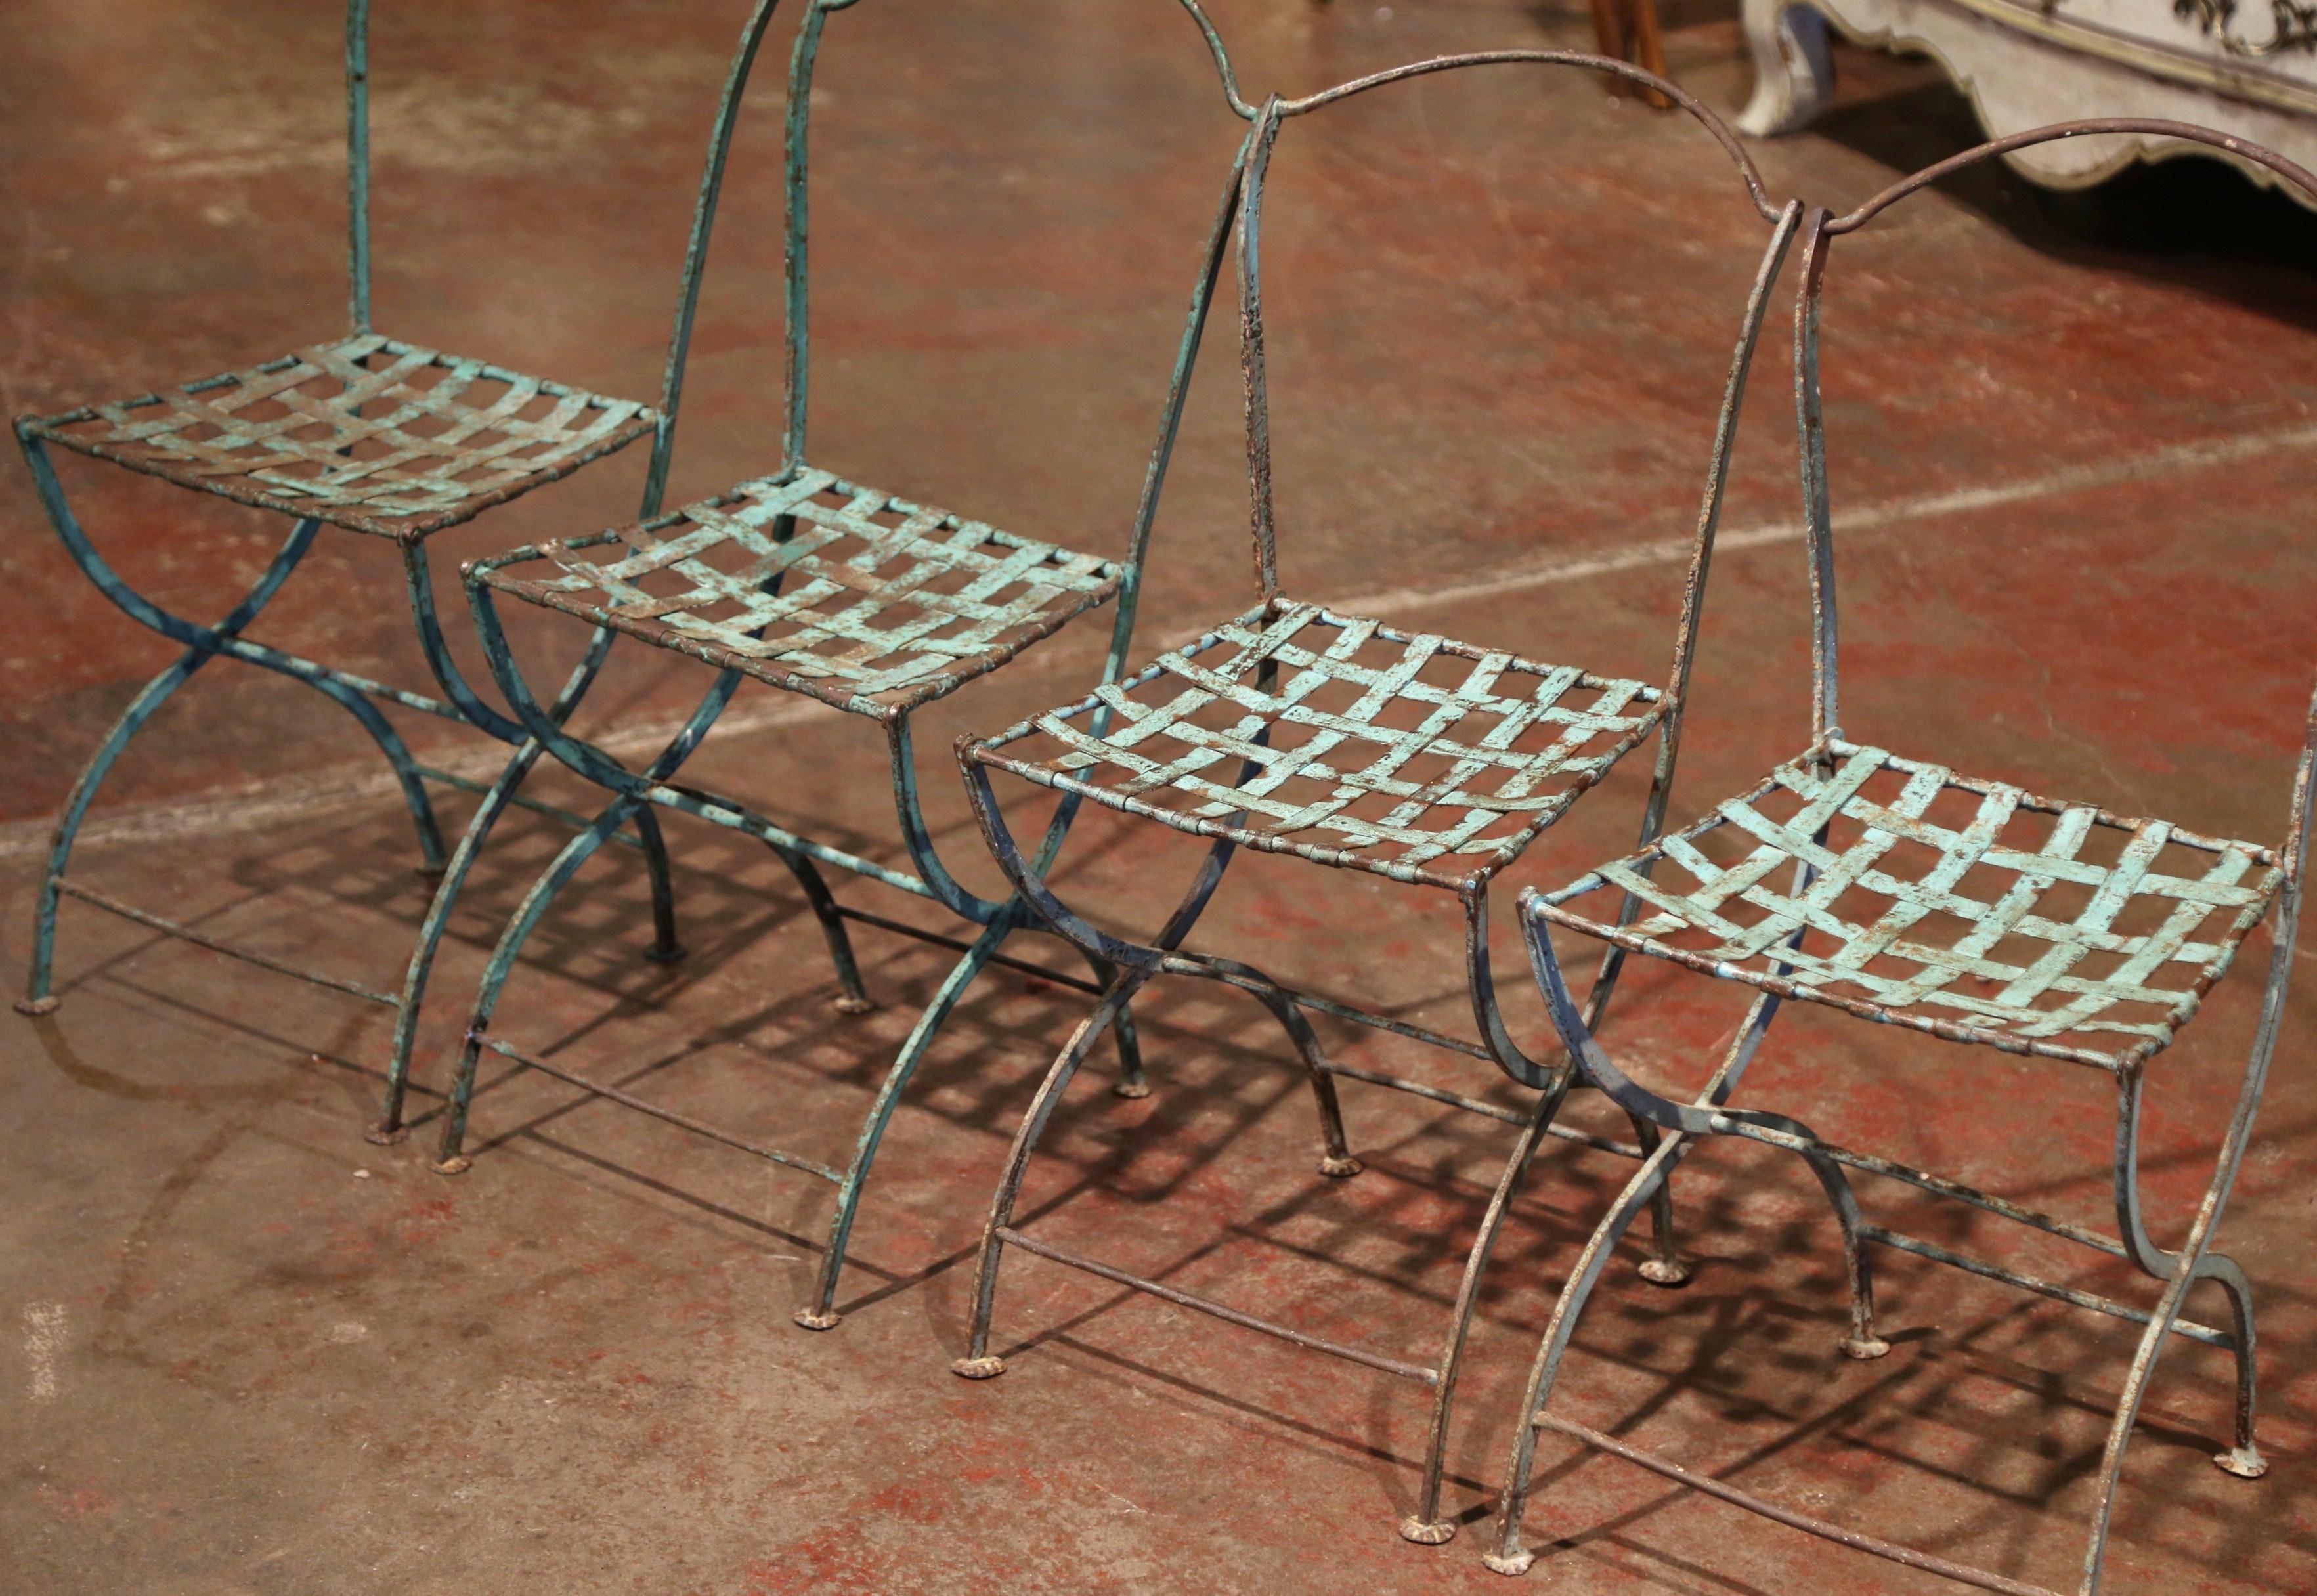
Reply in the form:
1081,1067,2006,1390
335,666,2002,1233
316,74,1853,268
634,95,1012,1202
1536,739,2285,1069
968,597,1668,888
475,465,1124,720
17,334,656,542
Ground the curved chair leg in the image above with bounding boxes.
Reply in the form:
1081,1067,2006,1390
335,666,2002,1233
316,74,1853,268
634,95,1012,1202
373,739,545,1140
762,837,873,1014
2077,1251,2253,1594
1621,1113,1693,1288
1721,1105,1890,1361
293,666,446,873
1248,980,1360,1178
1801,1140,1889,1362
795,917,1016,1329
1075,945,1149,1098
951,970,1152,1378
22,444,448,878
965,763,1240,1106
2113,1071,2263,1473
2079,900,2300,1592
375,744,727,1144
17,502,335,1016
1162,949,1359,1177
1473,889,1696,1287
12,498,450,1001
1485,1135,1689,1576
18,649,211,1016
1479,1119,1884,1577
1401,1083,1570,1545
630,805,687,964
2198,1255,2266,1480
432,798,638,1175
1474,888,1680,1283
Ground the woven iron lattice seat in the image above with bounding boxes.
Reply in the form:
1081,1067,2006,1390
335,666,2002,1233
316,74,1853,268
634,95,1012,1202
20,334,656,542
478,465,1125,719
1538,739,2285,1069
973,596,1667,889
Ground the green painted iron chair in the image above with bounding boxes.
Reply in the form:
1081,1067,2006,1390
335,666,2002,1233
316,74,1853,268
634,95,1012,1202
1486,119,2317,1596
11,3,781,1126
949,52,1802,1546
437,0,1259,1331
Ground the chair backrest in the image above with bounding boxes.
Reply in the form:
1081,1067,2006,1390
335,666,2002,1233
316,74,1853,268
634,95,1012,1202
339,0,790,524
344,0,1255,535
772,0,1251,474
1789,119,2317,887
1226,55,1802,736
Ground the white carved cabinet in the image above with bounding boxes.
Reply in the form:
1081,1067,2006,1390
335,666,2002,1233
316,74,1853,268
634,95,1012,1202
1741,0,2317,203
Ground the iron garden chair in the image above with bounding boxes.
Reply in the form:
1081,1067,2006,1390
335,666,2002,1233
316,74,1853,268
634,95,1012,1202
1484,121,2317,1596
12,2,774,1115
950,54,1803,1546
435,0,1257,1332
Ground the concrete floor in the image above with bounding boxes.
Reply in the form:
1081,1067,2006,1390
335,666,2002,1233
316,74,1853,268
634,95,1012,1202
8,1,2317,1591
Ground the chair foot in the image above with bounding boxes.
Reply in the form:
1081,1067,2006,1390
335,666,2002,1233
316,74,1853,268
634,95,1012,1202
2214,1444,2268,1480
643,943,689,966
1637,1257,1693,1288
833,993,877,1016
415,862,449,882
364,1122,408,1147
792,1307,842,1332
14,995,59,1017
951,1354,1007,1379
1318,1154,1364,1179
1840,1334,1892,1361
1481,1547,1536,1577
430,1154,473,1176
1397,1517,1456,1545
1111,1079,1152,1099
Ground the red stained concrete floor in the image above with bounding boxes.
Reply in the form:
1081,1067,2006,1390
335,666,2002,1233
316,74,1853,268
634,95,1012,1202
7,2,2317,1592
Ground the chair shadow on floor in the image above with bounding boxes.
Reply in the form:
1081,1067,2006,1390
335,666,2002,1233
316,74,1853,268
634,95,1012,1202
18,779,2317,1593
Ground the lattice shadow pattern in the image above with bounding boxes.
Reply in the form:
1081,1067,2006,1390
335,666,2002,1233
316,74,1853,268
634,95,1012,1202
974,598,1667,888
1543,741,2285,1068
479,466,1124,719
20,334,655,543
